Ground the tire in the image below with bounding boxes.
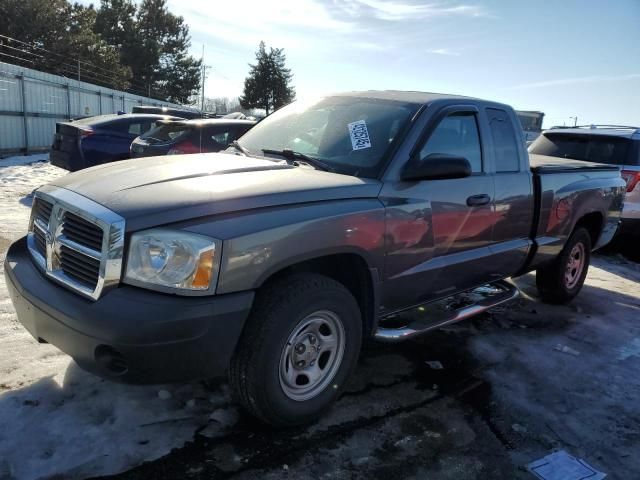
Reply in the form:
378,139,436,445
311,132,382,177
536,227,591,304
229,273,362,427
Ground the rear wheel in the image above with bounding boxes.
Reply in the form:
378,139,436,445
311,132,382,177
536,227,591,304
229,273,362,427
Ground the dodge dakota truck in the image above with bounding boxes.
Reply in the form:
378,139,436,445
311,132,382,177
5,91,626,426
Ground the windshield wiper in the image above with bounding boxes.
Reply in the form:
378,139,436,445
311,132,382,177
231,140,251,156
261,149,331,172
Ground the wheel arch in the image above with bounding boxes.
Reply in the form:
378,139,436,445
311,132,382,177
255,250,380,337
573,211,604,248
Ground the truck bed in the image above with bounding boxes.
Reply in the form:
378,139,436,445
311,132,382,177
526,153,625,273
529,153,620,173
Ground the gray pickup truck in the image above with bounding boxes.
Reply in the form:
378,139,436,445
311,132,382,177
5,91,625,426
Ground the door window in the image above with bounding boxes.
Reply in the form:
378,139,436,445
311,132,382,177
211,131,230,145
125,121,153,135
487,108,520,172
127,123,142,135
419,112,482,172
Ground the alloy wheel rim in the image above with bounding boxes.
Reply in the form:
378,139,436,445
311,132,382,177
279,310,345,401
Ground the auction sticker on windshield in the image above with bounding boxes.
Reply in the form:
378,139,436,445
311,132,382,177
348,120,372,151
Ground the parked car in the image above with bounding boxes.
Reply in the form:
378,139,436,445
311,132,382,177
130,119,256,158
131,105,211,119
50,114,181,171
529,125,640,239
6,91,625,427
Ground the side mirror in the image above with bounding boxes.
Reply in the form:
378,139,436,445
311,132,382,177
401,153,472,181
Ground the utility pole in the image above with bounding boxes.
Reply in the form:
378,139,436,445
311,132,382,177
201,45,205,111
77,59,81,82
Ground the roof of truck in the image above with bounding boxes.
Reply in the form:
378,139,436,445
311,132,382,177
333,90,480,104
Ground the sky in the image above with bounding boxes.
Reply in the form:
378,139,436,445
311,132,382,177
156,1,640,127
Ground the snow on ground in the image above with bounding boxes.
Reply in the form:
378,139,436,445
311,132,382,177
0,154,59,242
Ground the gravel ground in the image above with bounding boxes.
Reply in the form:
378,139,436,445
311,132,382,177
1,155,639,480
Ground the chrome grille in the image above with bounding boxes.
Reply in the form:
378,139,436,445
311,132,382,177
33,227,47,257
27,186,125,301
34,198,53,225
62,211,104,251
59,245,101,287
31,198,52,258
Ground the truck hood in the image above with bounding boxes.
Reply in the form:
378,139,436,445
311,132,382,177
50,153,383,231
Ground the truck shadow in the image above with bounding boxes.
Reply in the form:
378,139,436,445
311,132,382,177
0,278,638,480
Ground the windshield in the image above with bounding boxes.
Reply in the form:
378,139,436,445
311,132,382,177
529,133,630,165
237,96,419,178
140,123,192,144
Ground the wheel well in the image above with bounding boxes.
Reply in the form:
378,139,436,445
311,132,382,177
575,212,603,246
260,254,376,336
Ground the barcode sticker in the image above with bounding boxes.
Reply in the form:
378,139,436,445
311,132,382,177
348,120,372,151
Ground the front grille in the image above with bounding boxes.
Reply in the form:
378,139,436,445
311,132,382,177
31,198,52,258
62,211,104,250
59,245,101,287
33,227,46,257
34,198,53,225
26,187,125,301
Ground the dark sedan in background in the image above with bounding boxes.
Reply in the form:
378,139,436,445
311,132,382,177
50,113,181,171
130,118,255,157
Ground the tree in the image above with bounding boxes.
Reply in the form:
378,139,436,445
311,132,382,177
240,41,295,115
95,0,202,101
0,0,130,89
203,96,245,115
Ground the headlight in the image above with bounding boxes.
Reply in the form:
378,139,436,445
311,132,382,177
124,229,221,294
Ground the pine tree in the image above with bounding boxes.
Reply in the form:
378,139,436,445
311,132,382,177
95,0,202,102
240,41,295,115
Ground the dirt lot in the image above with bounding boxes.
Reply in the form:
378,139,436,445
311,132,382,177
1,156,639,480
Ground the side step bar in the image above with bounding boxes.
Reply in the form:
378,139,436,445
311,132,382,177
374,280,520,343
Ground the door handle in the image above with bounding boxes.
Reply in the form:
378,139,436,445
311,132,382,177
466,194,491,207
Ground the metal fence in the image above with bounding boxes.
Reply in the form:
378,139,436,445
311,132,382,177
0,62,184,154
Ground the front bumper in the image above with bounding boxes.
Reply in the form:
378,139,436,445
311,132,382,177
4,237,254,384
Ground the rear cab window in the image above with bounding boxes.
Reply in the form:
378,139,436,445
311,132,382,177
529,133,632,166
486,108,520,172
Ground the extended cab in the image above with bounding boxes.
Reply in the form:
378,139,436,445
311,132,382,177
5,92,626,426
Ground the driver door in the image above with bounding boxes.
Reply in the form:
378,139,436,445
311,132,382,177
380,107,497,313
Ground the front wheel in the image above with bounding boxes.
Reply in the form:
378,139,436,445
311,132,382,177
536,227,591,304
229,273,362,427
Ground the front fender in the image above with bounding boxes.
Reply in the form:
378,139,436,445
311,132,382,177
176,199,386,294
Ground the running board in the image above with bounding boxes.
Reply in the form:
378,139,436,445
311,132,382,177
374,280,520,343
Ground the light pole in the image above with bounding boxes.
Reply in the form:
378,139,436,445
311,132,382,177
569,116,578,127
201,65,211,112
